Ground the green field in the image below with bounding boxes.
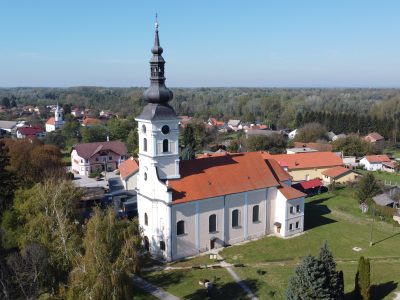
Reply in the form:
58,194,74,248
359,169,400,185
139,187,400,299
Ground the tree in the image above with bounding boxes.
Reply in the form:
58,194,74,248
126,128,138,156
80,126,108,143
0,141,16,214
43,131,66,149
181,124,197,150
355,173,381,204
181,145,195,160
11,180,82,283
1,97,10,109
10,99,17,108
7,243,49,299
332,134,377,157
319,241,344,299
286,255,329,299
245,133,287,153
294,122,328,143
66,207,142,300
107,118,133,141
354,256,371,300
61,120,80,146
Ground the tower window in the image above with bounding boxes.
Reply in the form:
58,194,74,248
163,139,169,152
161,125,170,135
143,138,147,152
142,124,146,133
252,205,260,223
232,209,240,228
209,214,217,233
144,213,148,226
144,172,147,181
177,220,185,235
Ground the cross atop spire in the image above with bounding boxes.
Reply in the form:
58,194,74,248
155,13,158,29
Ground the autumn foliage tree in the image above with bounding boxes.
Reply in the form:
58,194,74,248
3,139,64,187
66,207,142,300
294,122,328,143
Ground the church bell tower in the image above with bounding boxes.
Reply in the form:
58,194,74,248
136,17,180,190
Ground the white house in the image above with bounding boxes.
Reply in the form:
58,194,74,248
360,155,391,171
134,22,306,261
45,103,64,132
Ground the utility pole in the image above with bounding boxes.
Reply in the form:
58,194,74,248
369,202,375,247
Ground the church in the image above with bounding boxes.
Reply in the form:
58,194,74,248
135,21,306,261
45,103,64,132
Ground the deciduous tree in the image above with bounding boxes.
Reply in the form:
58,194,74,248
66,207,142,300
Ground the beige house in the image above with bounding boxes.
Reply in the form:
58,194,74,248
263,152,344,182
321,166,360,184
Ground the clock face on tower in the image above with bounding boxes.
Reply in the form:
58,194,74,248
161,125,170,135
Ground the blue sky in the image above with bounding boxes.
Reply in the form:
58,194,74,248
0,0,400,87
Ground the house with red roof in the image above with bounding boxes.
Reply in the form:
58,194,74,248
16,125,44,139
133,27,306,261
360,155,392,171
81,116,102,127
321,166,361,184
364,132,385,149
262,151,344,182
71,140,127,175
118,157,139,190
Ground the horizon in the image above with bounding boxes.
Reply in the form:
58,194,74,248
1,1,400,88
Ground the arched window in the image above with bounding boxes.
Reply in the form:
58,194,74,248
177,220,185,235
160,241,166,251
163,139,169,152
252,205,259,223
143,138,147,152
232,209,239,228
209,214,217,233
144,213,148,226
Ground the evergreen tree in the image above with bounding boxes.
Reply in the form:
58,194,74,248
0,141,16,214
181,145,195,160
355,173,381,204
319,241,344,299
181,124,197,150
354,256,371,300
286,255,329,299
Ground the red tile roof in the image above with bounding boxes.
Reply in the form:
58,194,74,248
293,142,332,152
118,157,139,179
265,159,292,182
46,117,55,125
72,141,127,159
82,117,102,126
262,152,343,170
298,179,323,190
383,161,396,168
364,132,384,143
322,166,353,178
279,183,306,200
168,152,280,204
364,155,391,163
18,126,43,136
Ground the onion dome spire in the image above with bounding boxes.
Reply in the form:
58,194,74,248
143,14,173,104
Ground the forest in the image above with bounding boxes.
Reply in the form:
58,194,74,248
1,87,400,137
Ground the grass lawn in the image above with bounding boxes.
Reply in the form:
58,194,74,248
358,169,400,185
142,186,400,299
141,268,248,300
384,145,400,159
